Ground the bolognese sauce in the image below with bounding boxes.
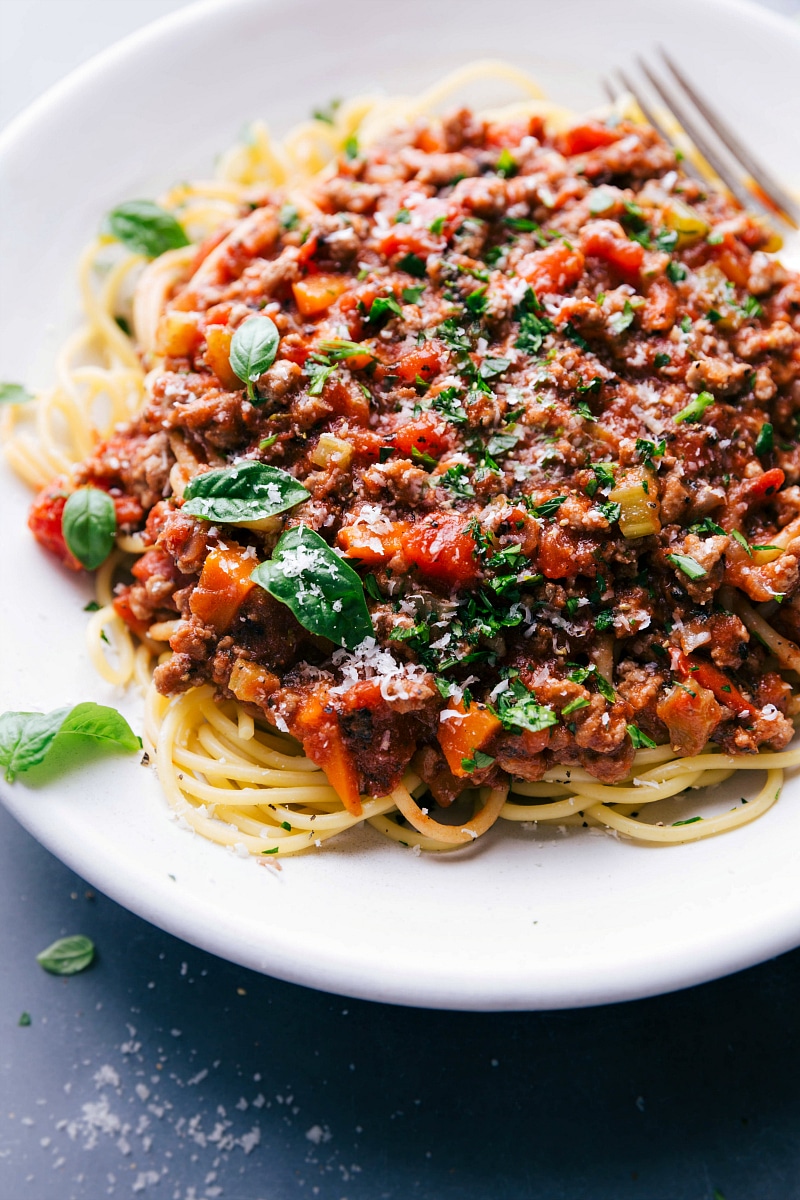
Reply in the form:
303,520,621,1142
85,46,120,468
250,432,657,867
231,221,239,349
29,107,800,814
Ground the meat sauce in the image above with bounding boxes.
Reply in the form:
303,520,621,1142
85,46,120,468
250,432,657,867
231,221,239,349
30,108,800,806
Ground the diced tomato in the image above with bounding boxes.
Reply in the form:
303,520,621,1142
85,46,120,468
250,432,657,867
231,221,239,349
131,547,178,586
416,127,445,154
402,513,480,588
537,525,598,580
710,232,751,288
190,544,257,632
292,274,347,317
376,225,436,261
390,343,444,385
580,220,644,279
677,654,759,719
325,378,370,424
296,234,319,269
113,589,153,641
747,468,784,500
556,121,621,157
391,415,449,459
641,276,677,332
516,241,585,294
337,519,410,566
28,480,82,571
437,701,502,778
293,693,362,814
345,428,384,462
112,491,144,529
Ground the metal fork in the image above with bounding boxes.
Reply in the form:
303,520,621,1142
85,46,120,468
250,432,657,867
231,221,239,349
603,49,800,263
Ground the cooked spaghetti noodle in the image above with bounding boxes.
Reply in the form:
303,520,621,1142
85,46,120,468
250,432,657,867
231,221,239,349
5,61,800,854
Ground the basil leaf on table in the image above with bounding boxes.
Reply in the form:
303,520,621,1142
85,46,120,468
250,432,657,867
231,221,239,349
251,525,373,650
61,487,117,570
0,702,140,782
0,382,34,404
36,935,95,976
106,200,190,258
0,707,70,781
229,315,281,401
182,462,308,526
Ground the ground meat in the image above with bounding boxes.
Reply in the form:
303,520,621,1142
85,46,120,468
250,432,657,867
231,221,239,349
32,105,800,802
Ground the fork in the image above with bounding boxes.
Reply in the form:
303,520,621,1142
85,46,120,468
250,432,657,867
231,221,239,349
603,49,800,266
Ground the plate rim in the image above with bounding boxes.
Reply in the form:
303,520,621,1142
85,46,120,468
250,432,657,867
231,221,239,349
3,0,800,1011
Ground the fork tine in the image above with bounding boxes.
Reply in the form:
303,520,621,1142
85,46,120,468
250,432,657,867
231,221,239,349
635,57,757,214
658,48,800,229
601,77,619,104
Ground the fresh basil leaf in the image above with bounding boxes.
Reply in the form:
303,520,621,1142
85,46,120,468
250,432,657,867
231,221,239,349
106,201,190,258
62,488,117,570
58,703,141,752
229,315,281,401
0,702,138,782
0,382,34,404
0,707,70,781
251,525,373,649
182,462,308,525
36,935,95,976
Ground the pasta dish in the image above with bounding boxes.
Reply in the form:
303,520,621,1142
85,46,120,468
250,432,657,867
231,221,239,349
5,63,800,855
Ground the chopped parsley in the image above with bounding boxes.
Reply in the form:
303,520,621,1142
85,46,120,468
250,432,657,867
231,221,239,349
674,390,714,424
667,552,708,580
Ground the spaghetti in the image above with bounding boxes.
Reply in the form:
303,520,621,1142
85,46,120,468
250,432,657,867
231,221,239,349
5,62,800,854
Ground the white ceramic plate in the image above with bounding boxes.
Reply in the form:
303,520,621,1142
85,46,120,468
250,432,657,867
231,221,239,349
3,0,800,1011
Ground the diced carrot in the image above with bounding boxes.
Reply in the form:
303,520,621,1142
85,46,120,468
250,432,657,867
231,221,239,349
391,344,443,385
581,220,644,279
391,415,449,458
205,325,242,390
556,121,621,157
337,520,410,566
437,701,502,778
190,544,257,633
516,241,585,294
402,513,481,588
156,310,203,358
28,480,82,571
293,694,362,814
292,274,347,316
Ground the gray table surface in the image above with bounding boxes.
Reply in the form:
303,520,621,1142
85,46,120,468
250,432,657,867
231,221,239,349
4,2,800,1198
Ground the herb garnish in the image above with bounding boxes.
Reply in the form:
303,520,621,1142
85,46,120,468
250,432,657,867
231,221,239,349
0,703,140,782
251,525,373,649
229,315,280,402
182,462,309,525
62,488,117,570
106,201,190,258
36,935,95,976
667,552,708,580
